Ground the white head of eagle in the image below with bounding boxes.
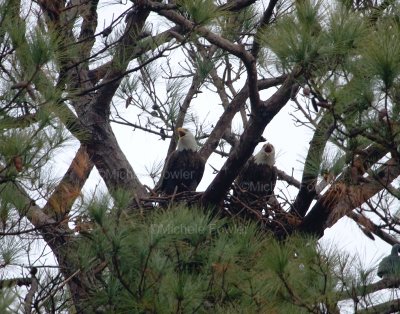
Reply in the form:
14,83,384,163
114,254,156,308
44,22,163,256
235,143,277,200
254,143,275,167
177,127,197,152
157,128,205,195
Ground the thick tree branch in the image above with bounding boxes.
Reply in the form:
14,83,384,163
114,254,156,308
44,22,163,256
356,277,400,296
290,112,334,218
36,0,65,24
299,158,400,237
77,0,99,62
43,144,93,221
8,182,92,312
83,120,147,196
357,299,400,314
201,74,297,206
63,3,152,197
220,0,257,11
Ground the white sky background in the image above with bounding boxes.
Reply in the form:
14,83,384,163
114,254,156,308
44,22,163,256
20,0,398,312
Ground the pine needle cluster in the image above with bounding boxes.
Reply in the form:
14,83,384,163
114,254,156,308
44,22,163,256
73,195,353,313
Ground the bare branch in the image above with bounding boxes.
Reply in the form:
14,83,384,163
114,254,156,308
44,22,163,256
93,3,151,115
24,269,38,314
87,27,179,84
338,277,400,307
200,76,287,160
251,0,279,56
276,167,301,189
347,211,399,245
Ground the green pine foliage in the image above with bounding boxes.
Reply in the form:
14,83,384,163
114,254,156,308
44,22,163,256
0,123,68,229
320,148,346,180
193,54,214,81
217,5,258,42
260,0,327,71
74,196,351,313
0,0,73,292
0,289,14,314
325,5,365,57
360,19,400,90
177,0,220,25
262,0,400,174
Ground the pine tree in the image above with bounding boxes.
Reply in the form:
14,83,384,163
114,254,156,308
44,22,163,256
1,0,400,312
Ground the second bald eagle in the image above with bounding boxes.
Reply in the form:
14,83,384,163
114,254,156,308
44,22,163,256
157,128,205,195
235,143,277,206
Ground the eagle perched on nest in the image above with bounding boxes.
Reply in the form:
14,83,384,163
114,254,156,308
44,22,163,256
157,128,205,195
234,143,277,211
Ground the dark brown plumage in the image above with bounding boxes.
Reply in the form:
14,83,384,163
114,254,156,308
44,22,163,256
235,143,277,207
157,128,205,195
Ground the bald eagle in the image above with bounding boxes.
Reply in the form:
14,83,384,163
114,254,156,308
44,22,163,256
157,128,205,195
234,143,277,210
377,244,400,278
